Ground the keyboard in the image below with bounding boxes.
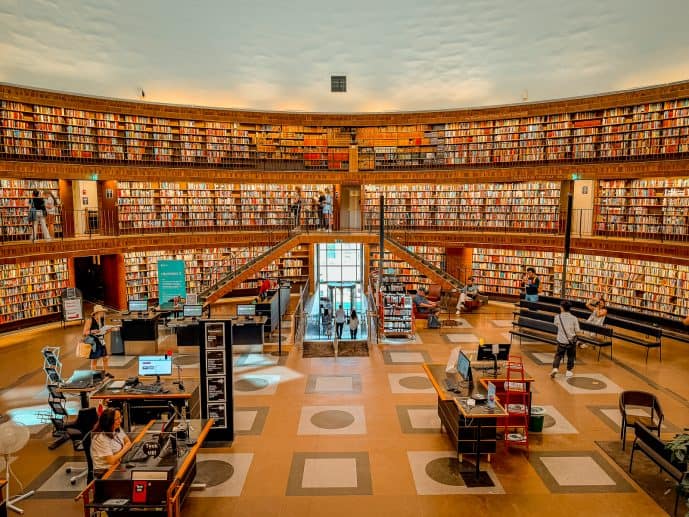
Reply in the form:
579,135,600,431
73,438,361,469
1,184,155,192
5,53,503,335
108,380,126,389
131,383,163,394
62,379,92,390
120,442,149,463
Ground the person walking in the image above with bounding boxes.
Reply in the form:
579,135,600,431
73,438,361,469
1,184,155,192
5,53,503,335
348,309,359,339
334,304,346,339
29,189,51,241
551,300,581,378
523,267,540,302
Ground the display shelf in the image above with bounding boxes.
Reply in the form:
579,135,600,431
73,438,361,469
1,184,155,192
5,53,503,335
553,253,689,320
363,182,561,232
379,281,414,336
0,178,62,240
472,248,555,297
0,258,69,325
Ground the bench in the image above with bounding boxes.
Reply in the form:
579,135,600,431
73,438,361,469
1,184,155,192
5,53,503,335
509,316,559,347
607,317,662,363
630,422,688,516
576,321,614,361
662,329,689,345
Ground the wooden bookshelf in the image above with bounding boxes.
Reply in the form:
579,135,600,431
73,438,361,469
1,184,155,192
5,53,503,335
595,177,689,238
3,87,689,170
405,246,445,270
363,182,561,232
0,258,69,325
0,178,62,240
370,247,432,291
379,281,414,337
553,253,689,320
472,248,555,297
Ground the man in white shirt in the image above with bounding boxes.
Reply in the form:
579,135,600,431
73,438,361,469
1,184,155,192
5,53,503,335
334,305,346,339
551,300,580,378
456,277,481,315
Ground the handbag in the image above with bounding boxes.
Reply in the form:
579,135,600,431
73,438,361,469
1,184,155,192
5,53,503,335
76,339,92,358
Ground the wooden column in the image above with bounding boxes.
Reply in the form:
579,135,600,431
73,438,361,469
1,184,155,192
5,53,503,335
446,247,474,283
101,254,127,310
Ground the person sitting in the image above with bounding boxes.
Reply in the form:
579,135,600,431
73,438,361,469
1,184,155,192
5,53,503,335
258,276,272,300
413,287,440,316
456,277,481,315
90,408,131,477
583,295,608,349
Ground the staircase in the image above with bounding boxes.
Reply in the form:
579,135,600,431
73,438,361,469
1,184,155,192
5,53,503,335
383,236,464,292
200,236,299,304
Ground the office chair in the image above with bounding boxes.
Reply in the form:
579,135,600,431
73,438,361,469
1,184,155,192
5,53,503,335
619,390,664,450
65,407,99,484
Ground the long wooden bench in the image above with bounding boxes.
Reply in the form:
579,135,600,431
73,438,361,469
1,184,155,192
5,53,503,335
661,328,689,345
629,422,688,516
509,316,559,347
606,317,662,363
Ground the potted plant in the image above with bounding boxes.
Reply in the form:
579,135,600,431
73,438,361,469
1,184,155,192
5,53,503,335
666,433,689,516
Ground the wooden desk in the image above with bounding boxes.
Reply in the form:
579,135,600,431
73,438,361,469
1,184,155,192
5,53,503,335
90,381,196,432
231,316,267,349
121,313,160,354
423,363,508,479
77,419,213,517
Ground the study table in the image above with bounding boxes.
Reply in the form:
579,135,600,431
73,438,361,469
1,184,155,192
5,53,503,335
423,363,509,479
90,380,197,432
77,418,213,517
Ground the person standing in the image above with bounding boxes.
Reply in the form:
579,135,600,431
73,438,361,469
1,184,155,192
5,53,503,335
90,408,131,475
551,300,581,378
29,189,51,241
323,187,333,232
44,190,59,237
523,267,540,302
334,304,346,339
290,186,302,230
83,304,111,374
348,309,359,339
317,190,326,230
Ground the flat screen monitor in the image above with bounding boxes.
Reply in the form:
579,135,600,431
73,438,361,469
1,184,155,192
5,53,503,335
182,304,203,318
456,350,472,382
128,299,148,313
477,343,511,361
138,355,173,379
236,304,256,317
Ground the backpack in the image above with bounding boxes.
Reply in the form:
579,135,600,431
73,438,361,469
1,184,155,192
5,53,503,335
427,313,441,329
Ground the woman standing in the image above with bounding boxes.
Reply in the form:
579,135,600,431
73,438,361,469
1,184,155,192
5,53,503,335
29,189,51,241
290,186,302,230
348,309,359,339
44,190,59,237
323,187,333,232
83,304,111,374
90,408,131,475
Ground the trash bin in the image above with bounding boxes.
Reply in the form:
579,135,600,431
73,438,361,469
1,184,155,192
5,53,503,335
529,406,546,432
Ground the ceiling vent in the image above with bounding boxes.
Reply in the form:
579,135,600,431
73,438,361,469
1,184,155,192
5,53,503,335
331,76,347,93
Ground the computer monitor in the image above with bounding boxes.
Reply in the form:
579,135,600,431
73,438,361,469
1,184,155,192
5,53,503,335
182,304,203,318
236,304,256,317
477,343,511,361
456,350,472,383
138,355,173,383
128,299,148,313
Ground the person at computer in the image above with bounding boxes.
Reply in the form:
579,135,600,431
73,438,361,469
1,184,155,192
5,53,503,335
456,276,481,315
90,408,131,476
413,287,440,315
83,304,112,376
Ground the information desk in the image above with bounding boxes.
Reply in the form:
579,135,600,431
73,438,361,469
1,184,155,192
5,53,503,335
231,316,267,348
91,380,197,432
78,419,213,517
120,313,160,354
166,319,203,347
423,363,508,479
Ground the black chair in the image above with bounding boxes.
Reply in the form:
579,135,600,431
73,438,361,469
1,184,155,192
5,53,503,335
619,390,664,450
65,407,99,484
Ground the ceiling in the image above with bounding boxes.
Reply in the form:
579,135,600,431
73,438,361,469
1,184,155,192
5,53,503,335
1,0,689,113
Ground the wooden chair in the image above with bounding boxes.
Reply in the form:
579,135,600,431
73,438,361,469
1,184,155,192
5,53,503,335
619,390,663,450
426,284,442,302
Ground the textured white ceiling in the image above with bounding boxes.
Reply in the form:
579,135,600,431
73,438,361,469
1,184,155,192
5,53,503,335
1,0,689,112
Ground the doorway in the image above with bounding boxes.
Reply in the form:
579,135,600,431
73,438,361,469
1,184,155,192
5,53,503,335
74,256,104,302
339,186,361,230
72,180,100,235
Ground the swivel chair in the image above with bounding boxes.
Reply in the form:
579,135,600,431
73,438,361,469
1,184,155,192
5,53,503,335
65,407,99,484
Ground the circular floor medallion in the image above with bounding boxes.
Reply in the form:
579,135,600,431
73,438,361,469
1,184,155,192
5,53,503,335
566,376,607,390
235,377,270,391
195,460,235,487
399,376,432,390
424,457,464,486
543,414,557,428
310,409,355,429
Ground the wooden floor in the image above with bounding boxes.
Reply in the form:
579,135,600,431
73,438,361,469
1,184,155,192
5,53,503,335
0,301,685,516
